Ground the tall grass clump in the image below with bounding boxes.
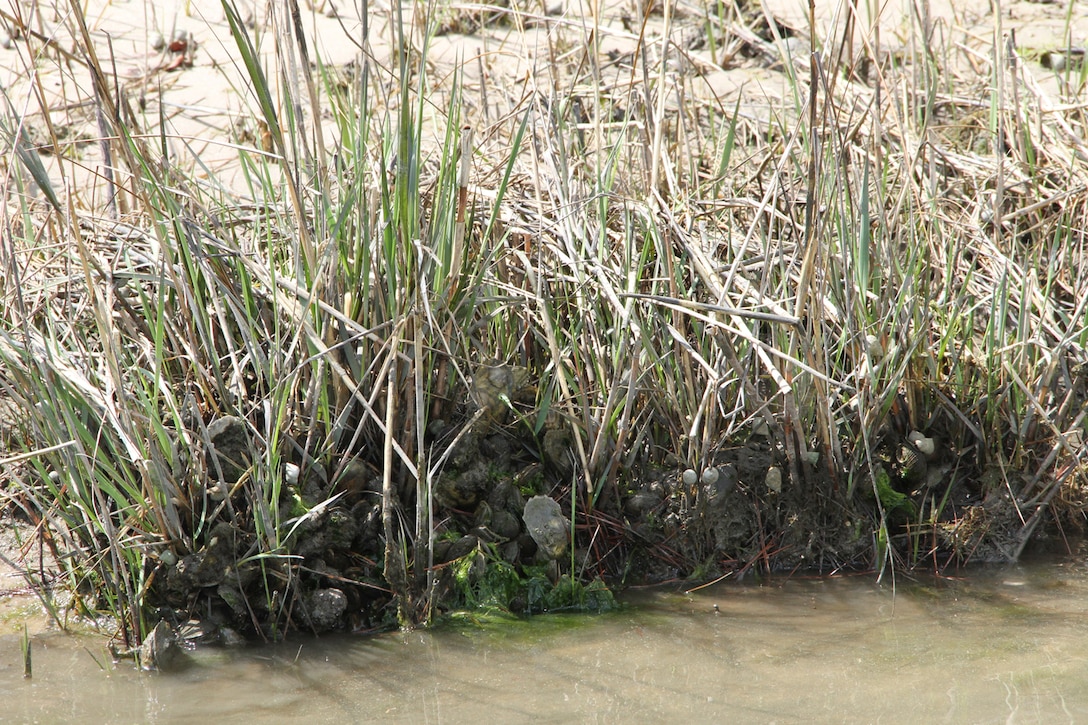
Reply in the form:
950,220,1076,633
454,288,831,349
1,0,1086,648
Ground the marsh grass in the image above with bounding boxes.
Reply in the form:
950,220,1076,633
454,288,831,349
1,0,1086,643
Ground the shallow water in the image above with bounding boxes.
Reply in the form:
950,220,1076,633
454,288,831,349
4,559,1088,723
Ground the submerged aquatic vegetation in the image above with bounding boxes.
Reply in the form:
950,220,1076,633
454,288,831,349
0,0,1086,648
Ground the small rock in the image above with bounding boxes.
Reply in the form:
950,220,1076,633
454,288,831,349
624,491,661,517
446,534,479,561
432,538,452,563
294,507,358,557
306,588,347,632
682,469,698,486
219,627,245,647
353,502,383,548
167,523,237,593
700,467,719,485
542,426,574,474
491,509,522,540
332,459,374,501
522,495,570,559
435,462,491,508
488,480,526,517
517,532,538,560
140,620,184,671
217,584,247,618
425,418,450,443
765,466,782,494
206,416,252,486
474,500,493,528
470,363,532,416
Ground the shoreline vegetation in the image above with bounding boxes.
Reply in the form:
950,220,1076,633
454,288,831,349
1,0,1086,661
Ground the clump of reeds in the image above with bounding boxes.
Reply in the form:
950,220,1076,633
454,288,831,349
0,0,1085,646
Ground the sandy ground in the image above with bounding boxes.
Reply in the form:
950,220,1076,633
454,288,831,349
1,0,1084,205
0,519,56,635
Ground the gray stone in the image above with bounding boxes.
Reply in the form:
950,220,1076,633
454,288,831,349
624,491,662,517
293,507,358,557
522,495,570,560
446,534,479,561
491,509,522,541
435,461,492,509
167,523,237,593
206,416,252,485
307,588,347,632
140,619,186,671
488,480,526,516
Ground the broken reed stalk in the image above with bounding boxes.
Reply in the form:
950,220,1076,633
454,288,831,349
412,289,430,619
649,0,673,194
22,625,30,679
451,124,473,289
381,325,409,625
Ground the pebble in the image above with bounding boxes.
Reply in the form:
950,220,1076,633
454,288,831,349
765,466,782,493
284,462,301,487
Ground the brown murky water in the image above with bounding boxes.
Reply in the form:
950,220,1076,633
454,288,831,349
4,559,1088,723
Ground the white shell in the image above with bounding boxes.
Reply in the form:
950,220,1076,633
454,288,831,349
865,334,883,359
908,431,936,457
765,466,782,493
700,467,720,485
150,31,165,51
682,469,698,486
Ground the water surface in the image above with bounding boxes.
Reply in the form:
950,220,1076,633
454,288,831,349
3,560,1088,723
